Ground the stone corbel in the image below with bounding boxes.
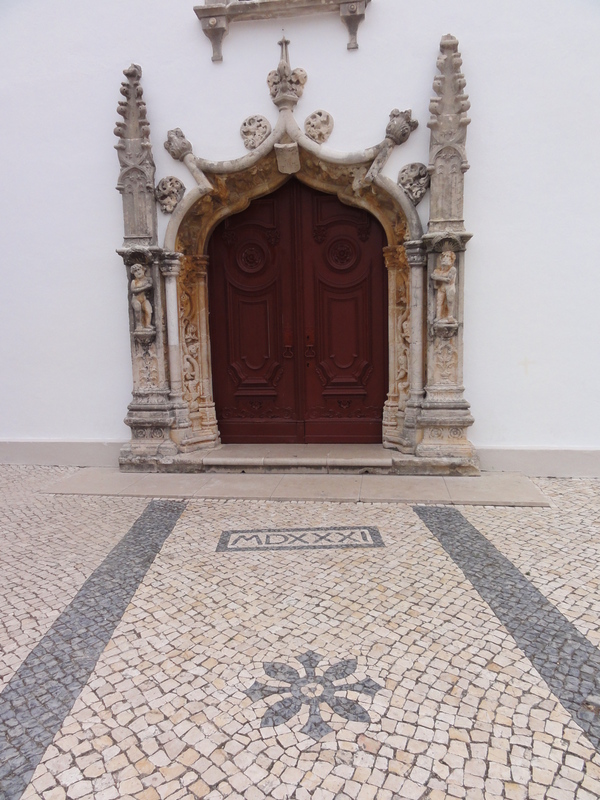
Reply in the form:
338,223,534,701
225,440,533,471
194,1,372,61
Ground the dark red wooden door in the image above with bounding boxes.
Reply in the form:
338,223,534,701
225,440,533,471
208,180,387,443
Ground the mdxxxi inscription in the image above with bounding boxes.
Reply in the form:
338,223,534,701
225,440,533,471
216,526,384,553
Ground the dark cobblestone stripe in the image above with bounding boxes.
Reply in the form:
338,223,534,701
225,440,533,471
414,506,600,752
0,500,186,800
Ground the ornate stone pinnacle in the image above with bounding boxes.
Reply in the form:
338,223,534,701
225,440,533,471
267,38,307,110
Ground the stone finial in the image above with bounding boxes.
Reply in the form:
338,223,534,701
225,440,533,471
114,64,151,143
364,109,418,186
386,109,418,146
428,35,471,134
114,64,157,246
164,128,193,161
427,34,471,233
267,37,307,110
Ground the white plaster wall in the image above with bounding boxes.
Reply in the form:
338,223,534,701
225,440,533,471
0,0,599,449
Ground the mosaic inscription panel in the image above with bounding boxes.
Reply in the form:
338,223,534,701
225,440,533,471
216,525,385,552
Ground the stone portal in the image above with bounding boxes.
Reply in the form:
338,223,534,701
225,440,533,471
114,36,478,474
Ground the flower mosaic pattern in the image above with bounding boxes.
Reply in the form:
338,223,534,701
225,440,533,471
243,650,382,740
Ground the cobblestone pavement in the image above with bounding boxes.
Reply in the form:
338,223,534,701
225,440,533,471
1,466,600,800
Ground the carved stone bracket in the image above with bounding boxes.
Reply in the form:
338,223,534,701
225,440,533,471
194,0,372,62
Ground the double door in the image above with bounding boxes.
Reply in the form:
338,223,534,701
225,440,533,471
207,179,388,443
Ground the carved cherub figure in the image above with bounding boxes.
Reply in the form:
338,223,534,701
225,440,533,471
432,250,457,323
130,263,153,330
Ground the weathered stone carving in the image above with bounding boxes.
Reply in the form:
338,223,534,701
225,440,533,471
130,262,154,332
398,163,430,205
387,109,419,146
365,110,418,185
268,37,307,109
304,110,334,144
240,115,272,150
417,35,478,471
155,177,185,214
427,34,470,232
194,1,372,60
114,64,157,246
114,36,478,474
115,67,193,465
432,250,457,324
164,128,214,195
164,128,193,161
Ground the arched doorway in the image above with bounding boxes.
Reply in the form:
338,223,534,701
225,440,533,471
206,179,388,443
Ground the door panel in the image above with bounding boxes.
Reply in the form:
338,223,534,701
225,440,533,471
207,180,387,443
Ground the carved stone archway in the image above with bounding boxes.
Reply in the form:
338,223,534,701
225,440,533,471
115,35,479,474
170,147,416,451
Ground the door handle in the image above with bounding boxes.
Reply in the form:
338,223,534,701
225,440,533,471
283,345,294,359
305,345,315,358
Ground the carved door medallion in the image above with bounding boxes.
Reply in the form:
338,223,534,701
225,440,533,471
207,180,388,443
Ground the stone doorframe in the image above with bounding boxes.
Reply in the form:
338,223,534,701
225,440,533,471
114,36,479,473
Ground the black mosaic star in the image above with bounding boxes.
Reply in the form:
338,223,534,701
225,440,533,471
244,650,382,740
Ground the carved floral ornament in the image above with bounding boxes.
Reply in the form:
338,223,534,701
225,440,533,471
162,37,422,235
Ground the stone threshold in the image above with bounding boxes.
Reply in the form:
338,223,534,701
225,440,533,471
120,443,480,476
43,467,549,506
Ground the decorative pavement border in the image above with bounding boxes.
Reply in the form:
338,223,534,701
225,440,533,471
0,500,186,800
414,506,600,753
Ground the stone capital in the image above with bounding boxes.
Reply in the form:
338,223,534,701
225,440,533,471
422,232,472,254
403,240,427,268
184,254,209,281
383,245,405,272
160,251,184,278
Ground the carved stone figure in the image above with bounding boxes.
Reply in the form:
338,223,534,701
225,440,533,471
240,115,272,150
268,37,307,109
155,177,185,213
304,110,334,144
398,163,430,205
432,250,457,324
164,128,193,161
130,263,153,331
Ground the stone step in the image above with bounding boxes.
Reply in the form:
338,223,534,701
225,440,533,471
129,444,480,476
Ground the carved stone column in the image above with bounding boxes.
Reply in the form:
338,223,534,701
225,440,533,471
178,255,220,448
400,240,427,451
115,64,180,465
160,252,192,445
382,245,411,448
118,246,177,462
416,35,478,471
